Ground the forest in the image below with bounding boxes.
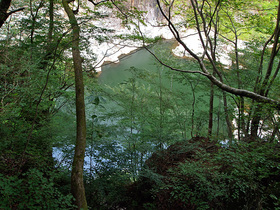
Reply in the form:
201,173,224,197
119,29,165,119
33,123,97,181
1,0,280,209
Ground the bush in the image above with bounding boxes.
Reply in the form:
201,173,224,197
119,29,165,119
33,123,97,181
126,138,280,209
0,168,75,209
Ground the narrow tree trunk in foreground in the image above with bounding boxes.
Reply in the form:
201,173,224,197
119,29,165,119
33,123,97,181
62,0,88,209
208,82,214,138
0,0,12,28
222,92,233,140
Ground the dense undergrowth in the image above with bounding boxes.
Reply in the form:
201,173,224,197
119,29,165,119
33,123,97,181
116,137,280,209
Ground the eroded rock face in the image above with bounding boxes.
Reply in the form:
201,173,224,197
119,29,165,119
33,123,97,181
128,0,163,23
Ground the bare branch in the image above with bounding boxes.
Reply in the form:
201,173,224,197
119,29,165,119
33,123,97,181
110,0,128,20
88,0,108,6
145,45,208,75
260,1,280,95
7,7,25,16
91,41,128,70
254,31,275,92
156,0,201,61
265,59,280,96
153,0,280,109
136,20,207,75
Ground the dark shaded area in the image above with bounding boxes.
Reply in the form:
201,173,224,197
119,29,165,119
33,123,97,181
120,137,280,209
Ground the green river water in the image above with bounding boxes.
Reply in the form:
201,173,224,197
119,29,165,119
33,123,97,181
98,40,228,138
99,41,175,85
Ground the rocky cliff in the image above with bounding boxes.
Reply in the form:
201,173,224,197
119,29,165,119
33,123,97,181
128,0,163,23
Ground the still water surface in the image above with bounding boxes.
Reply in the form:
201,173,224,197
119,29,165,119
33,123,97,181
99,41,176,86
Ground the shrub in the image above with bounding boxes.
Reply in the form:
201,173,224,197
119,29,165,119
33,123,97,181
0,168,75,209
126,138,280,209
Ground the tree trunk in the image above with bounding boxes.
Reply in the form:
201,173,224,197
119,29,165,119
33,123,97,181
47,0,54,51
222,91,233,140
0,0,25,28
250,105,262,139
0,0,12,28
62,0,88,209
208,82,214,138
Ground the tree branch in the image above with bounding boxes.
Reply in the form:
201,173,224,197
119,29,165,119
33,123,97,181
154,0,280,109
7,7,25,16
0,0,25,28
88,0,108,6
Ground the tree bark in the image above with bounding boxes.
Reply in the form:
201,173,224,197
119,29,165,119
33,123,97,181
249,2,280,139
47,0,54,49
208,78,214,138
0,0,12,28
62,0,88,209
222,92,233,140
0,0,24,28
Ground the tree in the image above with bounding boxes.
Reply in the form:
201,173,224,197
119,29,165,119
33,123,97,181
0,0,73,170
145,0,280,140
0,0,81,207
62,0,88,209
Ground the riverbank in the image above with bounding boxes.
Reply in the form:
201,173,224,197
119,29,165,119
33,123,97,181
91,25,237,73
90,22,179,72
88,5,240,73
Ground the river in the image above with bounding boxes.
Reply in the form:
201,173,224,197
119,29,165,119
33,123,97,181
53,40,229,171
98,40,176,86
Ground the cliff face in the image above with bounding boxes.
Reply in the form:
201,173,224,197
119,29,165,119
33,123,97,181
128,0,164,22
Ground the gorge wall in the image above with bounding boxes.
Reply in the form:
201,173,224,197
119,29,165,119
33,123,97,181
128,0,163,23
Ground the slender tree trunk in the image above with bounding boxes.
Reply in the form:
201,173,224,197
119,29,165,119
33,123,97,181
216,98,220,136
189,81,196,138
240,97,248,137
159,68,163,147
250,105,262,139
44,0,55,166
29,0,44,45
62,0,88,209
47,0,54,51
250,2,280,139
208,82,214,138
222,91,233,140
129,78,136,180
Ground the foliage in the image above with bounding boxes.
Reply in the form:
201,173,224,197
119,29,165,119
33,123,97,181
174,0,278,41
85,167,132,209
0,169,75,209
1,0,280,209
129,139,280,209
